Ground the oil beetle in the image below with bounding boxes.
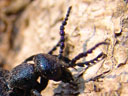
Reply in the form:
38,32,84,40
0,6,108,96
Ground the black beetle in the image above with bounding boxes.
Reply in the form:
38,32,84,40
1,6,108,96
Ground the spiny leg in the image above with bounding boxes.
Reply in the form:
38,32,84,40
70,42,108,66
58,6,72,59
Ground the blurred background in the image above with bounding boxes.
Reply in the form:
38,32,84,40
0,0,34,69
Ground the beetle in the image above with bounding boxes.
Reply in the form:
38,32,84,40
0,68,26,96
1,6,108,96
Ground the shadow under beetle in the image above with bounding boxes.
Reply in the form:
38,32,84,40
1,6,108,96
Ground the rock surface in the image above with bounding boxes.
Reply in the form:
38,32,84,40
0,0,128,96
